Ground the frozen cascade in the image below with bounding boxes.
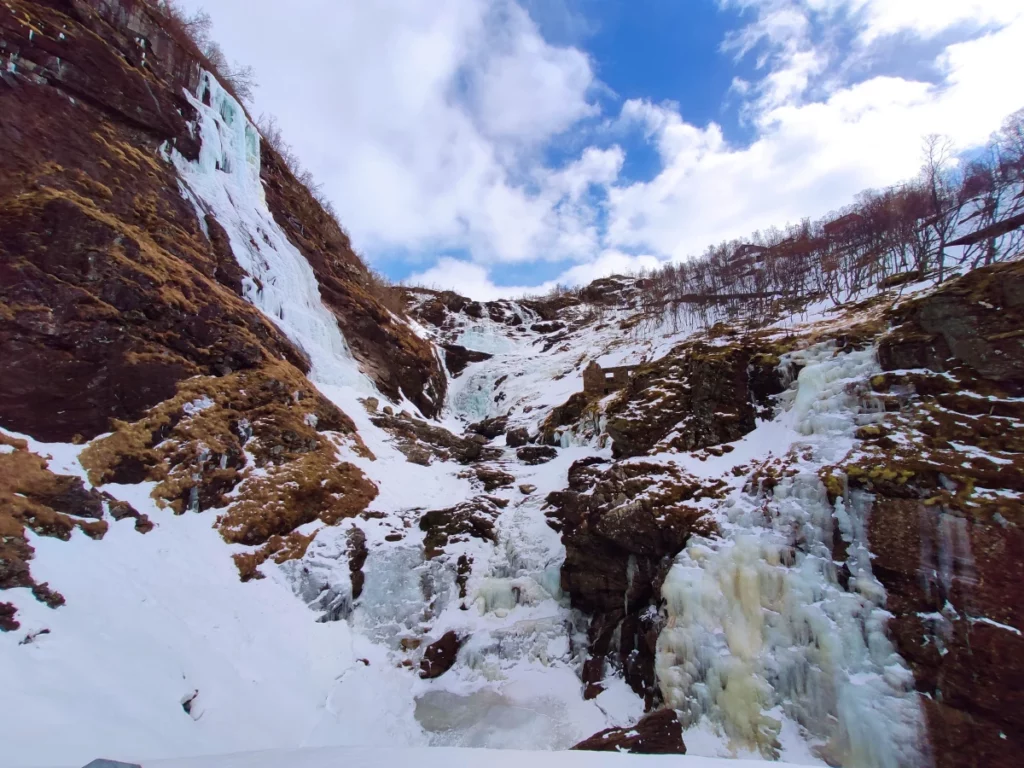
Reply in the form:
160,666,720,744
171,71,371,393
655,345,927,767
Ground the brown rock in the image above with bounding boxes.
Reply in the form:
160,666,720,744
468,416,508,439
572,709,686,754
440,343,493,378
516,446,558,465
419,630,464,679
549,458,723,704
604,342,770,458
506,427,530,447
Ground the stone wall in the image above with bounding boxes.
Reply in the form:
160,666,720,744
583,361,635,396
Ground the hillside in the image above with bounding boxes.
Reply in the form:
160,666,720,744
2,3,1023,768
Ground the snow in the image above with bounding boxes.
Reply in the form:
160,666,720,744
1,438,353,768
63,746,814,768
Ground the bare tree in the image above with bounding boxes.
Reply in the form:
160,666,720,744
921,134,960,282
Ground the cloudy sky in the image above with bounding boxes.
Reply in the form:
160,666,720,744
179,0,1024,298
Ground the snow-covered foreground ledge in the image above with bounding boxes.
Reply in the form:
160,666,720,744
49,747,812,768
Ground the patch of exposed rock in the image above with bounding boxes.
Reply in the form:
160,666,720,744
516,446,558,465
603,342,784,458
419,497,505,560
546,458,725,704
468,416,508,440
370,411,502,466
419,630,465,679
441,343,493,378
505,427,530,447
572,709,686,754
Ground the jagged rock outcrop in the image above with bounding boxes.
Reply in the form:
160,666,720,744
369,411,501,465
878,258,1024,385
572,709,686,754
419,497,504,560
546,458,725,704
603,341,783,458
440,343,493,377
468,416,508,439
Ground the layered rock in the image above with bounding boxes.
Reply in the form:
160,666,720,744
0,0,439,614
546,458,725,704
604,341,783,458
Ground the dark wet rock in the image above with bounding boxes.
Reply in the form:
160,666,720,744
441,343,493,378
468,416,508,439
347,527,368,601
506,427,530,447
419,630,465,679
516,446,558,465
419,497,501,559
572,709,686,754
530,321,565,334
548,458,724,705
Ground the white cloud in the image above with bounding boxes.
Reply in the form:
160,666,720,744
180,0,602,268
604,1,1024,260
180,0,1021,299
409,250,660,299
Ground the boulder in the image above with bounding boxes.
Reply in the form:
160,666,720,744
506,427,530,447
516,446,558,465
441,343,493,378
468,416,508,439
419,498,502,559
519,484,537,495
572,709,686,754
530,321,565,334
474,466,516,492
419,631,464,679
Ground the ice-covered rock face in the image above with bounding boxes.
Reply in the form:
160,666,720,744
173,73,371,393
656,346,926,767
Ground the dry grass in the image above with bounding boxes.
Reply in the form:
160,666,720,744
0,434,115,630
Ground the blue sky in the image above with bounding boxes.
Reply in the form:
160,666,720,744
181,0,1024,298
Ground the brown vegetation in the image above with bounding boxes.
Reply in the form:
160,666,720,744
0,433,110,630
635,109,1024,332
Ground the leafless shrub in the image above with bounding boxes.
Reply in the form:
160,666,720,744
151,2,256,104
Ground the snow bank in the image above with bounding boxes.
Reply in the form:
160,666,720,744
124,745,816,768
